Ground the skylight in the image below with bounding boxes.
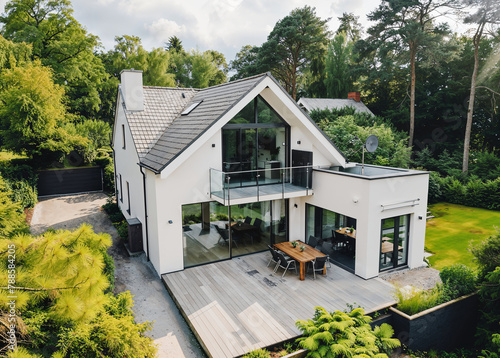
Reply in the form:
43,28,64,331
181,101,202,115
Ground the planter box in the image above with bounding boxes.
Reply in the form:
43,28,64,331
281,349,308,358
390,293,478,351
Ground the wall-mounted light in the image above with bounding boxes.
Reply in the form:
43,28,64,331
212,143,215,148
297,140,301,145
353,197,359,203
294,203,298,208
418,215,423,220
168,220,173,224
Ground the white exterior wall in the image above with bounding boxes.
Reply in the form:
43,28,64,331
305,170,429,279
149,131,222,274
113,98,147,252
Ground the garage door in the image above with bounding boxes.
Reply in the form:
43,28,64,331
37,167,103,196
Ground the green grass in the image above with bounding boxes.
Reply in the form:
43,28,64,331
425,203,500,270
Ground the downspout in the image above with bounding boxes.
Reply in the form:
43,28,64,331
140,166,150,261
109,132,118,199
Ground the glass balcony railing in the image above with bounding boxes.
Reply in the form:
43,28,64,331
210,165,313,205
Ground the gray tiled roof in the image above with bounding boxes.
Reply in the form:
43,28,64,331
125,86,197,158
297,98,374,116
138,73,267,173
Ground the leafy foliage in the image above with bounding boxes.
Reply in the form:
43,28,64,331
439,264,477,298
242,348,270,358
0,61,87,164
0,175,29,238
311,108,411,168
395,264,476,316
251,6,330,100
0,0,109,118
295,307,400,357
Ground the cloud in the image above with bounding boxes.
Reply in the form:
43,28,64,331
146,19,187,43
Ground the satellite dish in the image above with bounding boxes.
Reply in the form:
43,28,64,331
361,134,378,175
365,135,379,153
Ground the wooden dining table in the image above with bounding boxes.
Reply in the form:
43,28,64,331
274,241,326,280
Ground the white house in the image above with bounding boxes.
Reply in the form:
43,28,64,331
298,93,375,116
112,70,429,280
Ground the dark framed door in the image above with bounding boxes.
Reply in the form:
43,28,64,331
379,215,410,271
292,150,312,188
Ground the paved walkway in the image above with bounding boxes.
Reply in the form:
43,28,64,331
31,193,205,358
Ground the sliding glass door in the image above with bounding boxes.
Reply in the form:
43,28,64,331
305,204,356,272
183,199,288,268
379,215,409,271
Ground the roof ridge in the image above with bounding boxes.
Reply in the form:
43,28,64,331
143,86,200,91
199,72,268,92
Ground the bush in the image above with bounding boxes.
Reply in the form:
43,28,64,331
439,264,477,298
102,198,127,241
242,348,270,358
395,286,443,316
0,163,38,208
295,307,400,356
428,173,500,212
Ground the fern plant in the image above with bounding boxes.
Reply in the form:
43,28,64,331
295,307,400,358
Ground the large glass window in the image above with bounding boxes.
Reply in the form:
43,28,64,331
183,199,288,268
223,96,289,187
379,215,409,271
305,204,356,272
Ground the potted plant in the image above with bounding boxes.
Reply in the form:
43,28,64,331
291,241,298,248
300,245,306,252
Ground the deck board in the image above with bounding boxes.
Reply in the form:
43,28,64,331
162,252,396,358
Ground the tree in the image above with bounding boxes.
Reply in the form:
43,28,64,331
0,61,86,164
0,34,31,69
336,12,363,42
324,33,354,99
0,0,109,118
471,229,500,350
165,35,183,53
368,0,459,149
0,224,156,356
295,307,400,357
258,6,331,100
229,45,260,81
103,35,176,88
170,49,226,88
461,0,500,172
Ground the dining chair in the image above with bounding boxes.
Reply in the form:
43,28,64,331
267,245,280,268
274,252,297,278
215,225,237,248
307,235,319,248
244,216,252,224
311,256,329,280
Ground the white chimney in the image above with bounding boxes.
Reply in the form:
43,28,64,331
120,69,144,111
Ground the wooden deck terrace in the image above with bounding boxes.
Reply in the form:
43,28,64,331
162,252,397,358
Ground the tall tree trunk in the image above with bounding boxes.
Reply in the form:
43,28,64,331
463,23,484,173
409,42,417,149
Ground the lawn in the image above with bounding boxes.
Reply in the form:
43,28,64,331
425,203,500,271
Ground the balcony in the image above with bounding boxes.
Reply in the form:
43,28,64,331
210,165,313,205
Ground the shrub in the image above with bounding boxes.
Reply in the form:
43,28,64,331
4,179,38,208
242,348,270,358
439,264,477,298
395,286,443,316
295,307,400,357
0,163,38,208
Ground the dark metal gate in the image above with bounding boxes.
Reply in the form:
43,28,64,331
37,167,103,196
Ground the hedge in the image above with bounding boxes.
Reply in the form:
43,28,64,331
429,172,500,210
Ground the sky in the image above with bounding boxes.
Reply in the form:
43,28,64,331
0,0,471,63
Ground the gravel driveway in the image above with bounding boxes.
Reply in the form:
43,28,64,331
30,192,205,358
